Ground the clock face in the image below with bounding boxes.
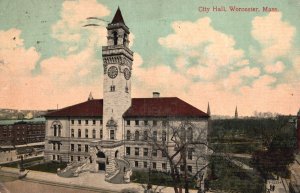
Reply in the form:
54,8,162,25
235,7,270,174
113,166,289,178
124,68,131,80
107,66,118,79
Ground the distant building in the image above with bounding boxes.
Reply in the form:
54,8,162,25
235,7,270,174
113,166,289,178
0,118,45,146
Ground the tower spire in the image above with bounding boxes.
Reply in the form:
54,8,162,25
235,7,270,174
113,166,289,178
111,7,125,24
207,102,211,116
88,92,94,101
235,106,238,119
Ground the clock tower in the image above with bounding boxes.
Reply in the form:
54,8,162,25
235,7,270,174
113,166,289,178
102,8,133,141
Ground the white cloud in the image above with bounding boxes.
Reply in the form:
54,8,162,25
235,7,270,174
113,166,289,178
52,0,110,52
159,17,246,81
251,12,295,63
265,61,285,74
222,67,261,89
0,29,40,76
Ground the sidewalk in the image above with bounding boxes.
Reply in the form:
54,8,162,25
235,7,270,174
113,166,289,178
0,167,198,193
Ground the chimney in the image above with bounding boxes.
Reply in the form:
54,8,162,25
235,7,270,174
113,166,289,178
152,92,160,98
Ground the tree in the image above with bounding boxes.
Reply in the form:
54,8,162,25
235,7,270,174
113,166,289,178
252,116,296,179
143,119,211,193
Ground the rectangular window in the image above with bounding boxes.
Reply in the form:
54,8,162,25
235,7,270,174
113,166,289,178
153,131,157,141
52,155,55,160
71,120,74,125
144,120,148,126
78,129,81,138
85,120,88,125
135,147,139,156
188,165,192,173
71,156,73,162
53,143,56,150
162,150,166,157
78,156,81,161
78,144,81,152
144,162,148,168
110,130,115,140
71,144,74,151
126,147,130,155
152,149,157,157
100,120,103,125
162,163,166,170
92,120,96,125
58,144,61,151
71,129,74,138
143,148,148,157
78,120,81,125
152,162,156,169
57,155,60,160
85,145,89,152
100,129,103,139
188,148,193,160
135,120,139,126
162,131,167,142
85,129,88,138
126,120,130,126
135,161,139,168
180,165,184,171
162,121,167,127
153,120,157,126
92,129,96,139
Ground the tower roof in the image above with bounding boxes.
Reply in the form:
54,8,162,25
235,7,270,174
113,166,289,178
111,7,125,25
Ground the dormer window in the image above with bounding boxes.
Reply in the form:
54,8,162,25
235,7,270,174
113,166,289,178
113,31,118,45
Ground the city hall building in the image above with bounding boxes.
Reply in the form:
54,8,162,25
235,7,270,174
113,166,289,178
44,8,209,182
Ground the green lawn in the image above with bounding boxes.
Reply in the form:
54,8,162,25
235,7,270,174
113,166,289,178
0,156,44,168
131,170,197,189
208,156,265,193
27,162,68,173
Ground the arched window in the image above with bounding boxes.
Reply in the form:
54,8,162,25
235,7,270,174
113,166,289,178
97,151,105,158
52,121,62,137
126,130,131,140
135,130,139,141
53,125,57,136
123,33,127,45
78,129,81,138
162,130,167,142
187,127,193,141
113,31,118,45
58,125,61,137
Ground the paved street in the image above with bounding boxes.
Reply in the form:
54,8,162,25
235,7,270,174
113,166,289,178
0,167,198,193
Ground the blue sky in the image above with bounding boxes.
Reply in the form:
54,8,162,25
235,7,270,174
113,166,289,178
0,0,299,116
